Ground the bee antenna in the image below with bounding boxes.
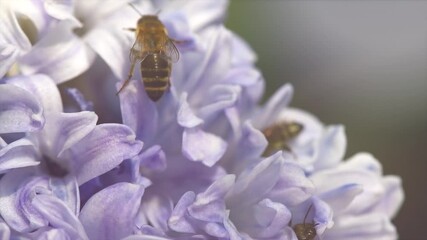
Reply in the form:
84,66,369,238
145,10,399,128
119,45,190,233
128,3,143,16
303,204,313,226
155,9,161,15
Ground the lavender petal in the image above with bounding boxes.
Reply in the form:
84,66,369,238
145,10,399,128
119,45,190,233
79,182,145,240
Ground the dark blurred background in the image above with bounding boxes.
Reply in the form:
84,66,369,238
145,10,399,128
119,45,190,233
227,1,427,239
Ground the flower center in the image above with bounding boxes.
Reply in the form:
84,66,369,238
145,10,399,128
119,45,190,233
42,155,69,177
16,13,38,45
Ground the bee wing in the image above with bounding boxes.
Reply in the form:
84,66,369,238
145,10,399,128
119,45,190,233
129,35,148,62
161,38,180,63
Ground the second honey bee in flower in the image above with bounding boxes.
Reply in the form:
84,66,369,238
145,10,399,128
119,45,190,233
262,121,303,157
117,4,181,101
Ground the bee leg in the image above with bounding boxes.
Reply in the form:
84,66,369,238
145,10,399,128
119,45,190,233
169,38,189,45
116,59,137,95
123,28,136,32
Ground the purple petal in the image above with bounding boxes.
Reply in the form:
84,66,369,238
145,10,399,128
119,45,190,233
49,111,98,157
248,199,292,238
174,27,232,102
0,138,39,173
312,197,334,234
372,176,404,219
140,194,173,232
253,84,294,128
318,183,363,215
19,21,95,84
310,162,384,216
223,215,244,240
231,122,267,170
119,80,159,141
31,194,88,240
137,145,167,172
226,153,284,207
178,93,203,128
50,176,80,216
161,12,199,51
0,169,49,232
0,44,20,78
198,84,241,120
182,128,227,167
314,125,347,170
79,182,145,240
323,213,397,240
162,0,228,32
0,8,31,77
168,191,197,233
31,228,70,240
268,160,315,207
63,123,143,185
5,74,63,113
85,26,130,80
0,84,44,133
43,0,80,24
0,221,10,240
188,175,235,222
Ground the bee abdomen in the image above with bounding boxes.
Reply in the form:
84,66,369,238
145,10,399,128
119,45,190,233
141,54,171,101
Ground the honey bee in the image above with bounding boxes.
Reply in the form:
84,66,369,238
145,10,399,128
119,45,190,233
293,205,318,240
117,4,180,101
261,121,303,157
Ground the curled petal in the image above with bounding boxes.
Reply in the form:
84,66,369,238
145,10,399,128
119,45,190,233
178,93,203,128
372,176,404,219
182,128,227,167
0,170,49,232
0,84,44,134
5,74,62,113
63,124,144,185
137,145,167,172
31,194,88,240
0,8,31,77
231,122,267,171
140,194,173,232
253,84,294,128
50,111,98,157
198,84,241,120
246,199,292,238
318,183,363,215
0,138,39,174
226,153,284,207
20,21,95,84
79,182,145,240
44,0,80,25
268,160,315,207
168,191,197,233
188,175,235,222
313,125,347,170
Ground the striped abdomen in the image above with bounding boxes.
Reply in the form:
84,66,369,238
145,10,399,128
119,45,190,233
140,53,171,101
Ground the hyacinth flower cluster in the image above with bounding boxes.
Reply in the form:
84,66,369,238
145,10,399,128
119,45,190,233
0,1,404,240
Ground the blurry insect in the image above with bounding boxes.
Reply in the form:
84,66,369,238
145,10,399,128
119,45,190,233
117,3,181,101
293,204,318,240
261,121,303,157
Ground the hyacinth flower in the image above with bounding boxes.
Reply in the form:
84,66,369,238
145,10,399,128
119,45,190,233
0,0,404,240
0,74,143,238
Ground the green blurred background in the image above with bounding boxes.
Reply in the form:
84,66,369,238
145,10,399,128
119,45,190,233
227,1,427,239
